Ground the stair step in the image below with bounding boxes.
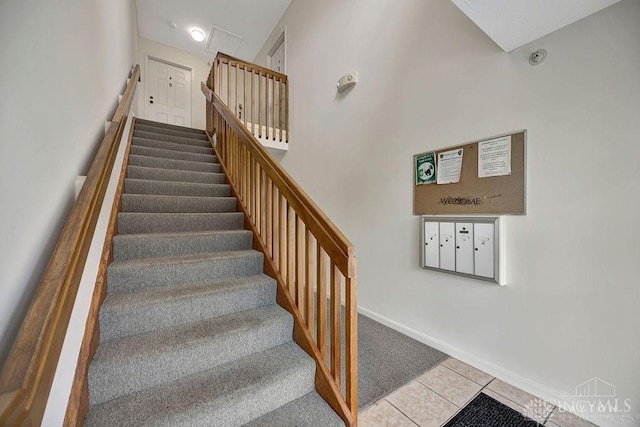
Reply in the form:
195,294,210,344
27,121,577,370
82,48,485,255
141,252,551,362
130,145,217,164
135,118,206,135
133,130,211,147
124,179,230,198
134,124,209,141
128,154,221,173
132,137,213,155
89,304,294,405
245,392,344,427
99,274,277,341
117,212,244,234
126,165,226,185
107,250,264,295
84,342,316,427
120,194,236,213
113,230,252,261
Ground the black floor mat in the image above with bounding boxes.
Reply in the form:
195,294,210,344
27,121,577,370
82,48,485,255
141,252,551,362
444,393,543,427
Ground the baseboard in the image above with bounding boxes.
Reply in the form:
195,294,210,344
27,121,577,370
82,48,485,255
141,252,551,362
357,306,633,427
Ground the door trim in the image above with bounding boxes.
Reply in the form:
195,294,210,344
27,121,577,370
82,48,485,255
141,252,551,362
144,55,194,127
265,28,286,74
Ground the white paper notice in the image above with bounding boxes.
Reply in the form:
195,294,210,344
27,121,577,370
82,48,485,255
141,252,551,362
436,148,464,184
478,135,511,178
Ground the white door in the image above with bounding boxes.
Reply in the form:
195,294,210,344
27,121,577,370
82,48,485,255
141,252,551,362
270,41,285,73
145,58,192,126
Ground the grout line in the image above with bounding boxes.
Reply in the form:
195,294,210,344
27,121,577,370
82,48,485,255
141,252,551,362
383,399,421,427
440,363,494,387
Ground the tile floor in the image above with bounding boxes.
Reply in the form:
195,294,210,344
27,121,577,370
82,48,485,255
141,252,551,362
359,356,597,427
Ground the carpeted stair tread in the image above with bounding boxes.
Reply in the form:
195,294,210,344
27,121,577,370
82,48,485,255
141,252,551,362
128,154,221,173
124,179,230,198
99,274,277,341
113,229,252,260
130,145,217,164
117,212,244,234
89,304,294,405
126,165,226,185
120,194,236,213
84,342,316,427
107,250,264,295
133,130,211,147
135,118,206,135
245,392,344,427
132,137,213,155
134,124,209,140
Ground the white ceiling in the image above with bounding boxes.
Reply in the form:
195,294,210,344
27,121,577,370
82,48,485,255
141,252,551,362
451,0,622,52
136,0,292,61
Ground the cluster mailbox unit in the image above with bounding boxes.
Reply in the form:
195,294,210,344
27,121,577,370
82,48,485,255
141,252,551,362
422,216,506,285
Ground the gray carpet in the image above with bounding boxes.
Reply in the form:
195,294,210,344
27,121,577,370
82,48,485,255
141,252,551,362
84,119,342,426
356,313,446,409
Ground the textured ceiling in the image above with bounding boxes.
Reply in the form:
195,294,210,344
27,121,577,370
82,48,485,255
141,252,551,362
451,0,622,52
136,0,292,61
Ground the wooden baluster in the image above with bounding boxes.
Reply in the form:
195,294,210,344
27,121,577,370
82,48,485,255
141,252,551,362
272,76,276,140
227,59,231,108
260,170,267,246
279,79,284,142
330,263,341,388
250,159,255,222
317,246,328,360
345,260,358,422
243,66,247,128
235,62,239,117
253,70,257,137
253,161,262,227
272,187,279,267
296,217,305,311
258,72,262,138
287,205,296,296
306,230,316,331
285,80,289,143
279,196,287,282
266,179,273,257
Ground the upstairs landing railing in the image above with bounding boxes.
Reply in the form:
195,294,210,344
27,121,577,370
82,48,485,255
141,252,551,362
207,52,288,144
202,58,358,426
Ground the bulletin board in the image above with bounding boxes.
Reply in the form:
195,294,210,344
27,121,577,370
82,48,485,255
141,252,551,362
413,131,526,215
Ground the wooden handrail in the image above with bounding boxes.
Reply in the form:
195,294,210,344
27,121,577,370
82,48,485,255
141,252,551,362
0,65,140,425
216,52,288,81
210,52,289,143
203,83,354,278
203,81,358,425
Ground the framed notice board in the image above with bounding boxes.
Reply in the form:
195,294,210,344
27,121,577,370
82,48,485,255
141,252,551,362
413,131,526,215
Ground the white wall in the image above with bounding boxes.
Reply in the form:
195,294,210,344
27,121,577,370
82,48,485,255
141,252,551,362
0,0,137,368
136,37,211,130
255,1,640,425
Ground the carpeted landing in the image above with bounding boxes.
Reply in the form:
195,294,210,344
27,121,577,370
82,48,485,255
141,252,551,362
84,118,342,426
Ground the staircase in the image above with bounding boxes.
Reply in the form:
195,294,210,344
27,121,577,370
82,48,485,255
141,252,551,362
84,118,343,426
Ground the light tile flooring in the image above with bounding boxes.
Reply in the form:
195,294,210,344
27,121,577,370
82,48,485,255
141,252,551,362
359,356,597,427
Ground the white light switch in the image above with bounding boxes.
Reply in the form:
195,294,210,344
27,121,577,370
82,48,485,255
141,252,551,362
455,222,474,274
474,223,494,278
424,221,440,268
439,222,455,271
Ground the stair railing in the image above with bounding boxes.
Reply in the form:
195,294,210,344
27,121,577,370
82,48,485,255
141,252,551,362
208,52,288,143
0,65,140,425
202,68,358,426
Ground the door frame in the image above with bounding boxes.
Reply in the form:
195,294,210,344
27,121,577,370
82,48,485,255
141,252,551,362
265,28,286,74
144,55,194,127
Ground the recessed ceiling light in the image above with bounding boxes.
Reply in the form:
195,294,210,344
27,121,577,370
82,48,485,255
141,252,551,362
191,29,205,42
